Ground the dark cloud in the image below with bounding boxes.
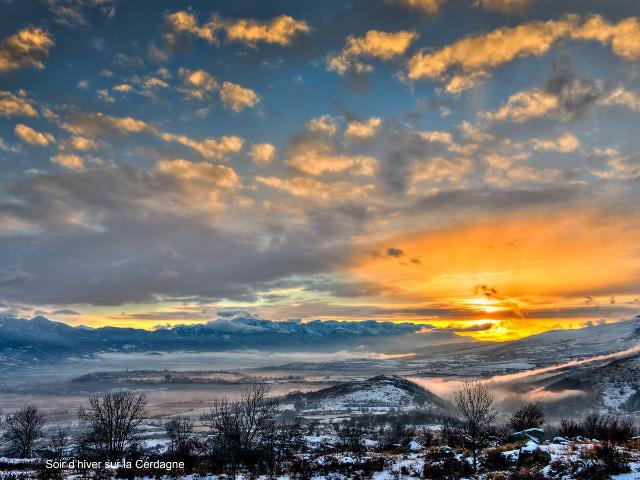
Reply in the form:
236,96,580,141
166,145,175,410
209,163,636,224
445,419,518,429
378,128,438,194
411,187,579,214
436,323,495,333
386,247,404,257
543,59,607,120
302,278,391,298
45,0,116,28
0,166,356,306
51,308,82,315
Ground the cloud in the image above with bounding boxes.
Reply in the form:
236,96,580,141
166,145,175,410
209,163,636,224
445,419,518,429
249,143,277,166
178,68,219,99
483,89,559,122
437,322,494,332
61,111,244,160
112,53,145,69
0,164,358,305
14,124,55,146
256,176,373,203
46,0,116,28
407,15,640,93
113,83,133,93
387,247,404,257
156,159,239,188
592,153,640,180
0,27,54,74
0,138,21,154
475,0,535,14
96,89,115,103
483,152,529,169
485,164,562,187
306,115,338,136
285,117,378,176
222,15,311,46
531,132,579,153
67,136,98,151
165,10,218,44
178,69,258,112
287,139,377,176
327,30,418,75
165,11,310,47
344,117,382,140
572,15,640,61
411,156,474,184
481,67,605,123
51,153,85,170
387,0,535,14
219,81,259,112
51,308,82,315
62,112,150,137
385,0,446,14
459,121,494,143
419,131,453,145
599,87,640,111
0,91,39,117
159,132,244,160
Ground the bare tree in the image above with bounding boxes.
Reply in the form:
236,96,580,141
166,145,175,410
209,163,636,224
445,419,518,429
201,383,279,473
46,428,70,459
453,380,496,472
165,415,194,453
78,391,147,460
2,405,47,458
164,414,200,471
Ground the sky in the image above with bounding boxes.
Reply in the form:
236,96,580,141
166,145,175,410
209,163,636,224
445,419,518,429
1,0,640,341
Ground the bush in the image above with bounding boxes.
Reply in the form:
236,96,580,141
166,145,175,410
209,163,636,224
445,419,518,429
559,418,584,438
598,415,636,444
483,447,511,471
516,448,551,469
572,442,631,480
507,469,548,480
423,448,474,480
507,404,545,432
560,413,637,443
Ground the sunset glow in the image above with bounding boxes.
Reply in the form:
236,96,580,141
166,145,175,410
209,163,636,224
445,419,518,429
1,1,640,341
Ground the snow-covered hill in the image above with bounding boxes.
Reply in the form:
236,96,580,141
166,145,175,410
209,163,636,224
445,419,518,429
291,375,449,414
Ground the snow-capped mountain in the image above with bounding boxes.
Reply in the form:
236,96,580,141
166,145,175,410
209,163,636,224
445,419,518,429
0,314,466,369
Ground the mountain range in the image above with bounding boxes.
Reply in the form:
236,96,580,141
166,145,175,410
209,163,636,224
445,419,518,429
0,314,467,369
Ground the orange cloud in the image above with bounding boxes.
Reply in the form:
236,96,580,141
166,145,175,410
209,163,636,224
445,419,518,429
0,27,54,74
165,11,310,47
328,30,418,75
407,15,640,92
346,207,640,336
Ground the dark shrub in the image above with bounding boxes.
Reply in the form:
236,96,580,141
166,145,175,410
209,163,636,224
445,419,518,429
572,442,631,480
423,447,474,480
517,447,551,469
558,418,584,438
507,404,545,432
507,468,548,480
483,447,511,471
598,415,636,444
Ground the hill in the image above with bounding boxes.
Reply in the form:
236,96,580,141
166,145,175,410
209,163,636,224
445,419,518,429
286,375,449,415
